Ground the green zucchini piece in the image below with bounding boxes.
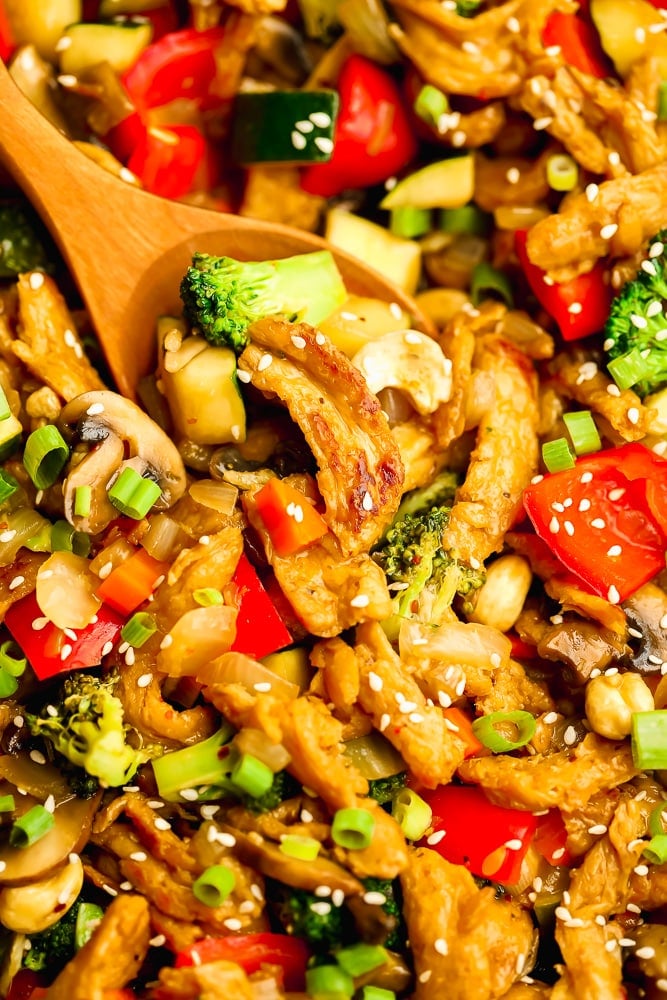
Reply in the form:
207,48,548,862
0,415,23,461
296,0,341,41
380,155,475,211
0,204,50,279
231,90,339,166
58,20,153,76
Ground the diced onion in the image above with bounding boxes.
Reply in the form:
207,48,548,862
0,508,50,567
233,727,291,773
189,478,239,515
338,0,400,64
493,205,549,231
156,605,237,677
141,513,186,562
400,618,512,671
546,154,578,192
197,651,299,701
36,551,102,630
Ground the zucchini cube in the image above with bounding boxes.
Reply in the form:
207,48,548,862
231,90,339,165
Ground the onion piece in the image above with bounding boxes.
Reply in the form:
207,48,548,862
400,618,511,670
0,756,73,806
189,478,239,515
338,0,400,64
233,727,291,773
156,605,237,677
197,651,299,702
0,508,50,567
36,551,102,630
141,513,187,562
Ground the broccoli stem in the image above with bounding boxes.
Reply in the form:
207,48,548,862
151,724,235,801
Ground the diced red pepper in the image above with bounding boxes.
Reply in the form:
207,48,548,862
229,554,293,660
533,809,572,867
301,54,418,198
417,784,537,885
0,1,15,63
7,971,48,1000
4,592,124,681
523,442,667,604
175,933,309,991
508,632,539,660
542,11,611,79
515,229,612,342
126,123,213,199
122,26,228,112
103,109,149,164
254,478,328,557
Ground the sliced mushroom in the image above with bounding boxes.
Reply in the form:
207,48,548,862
62,432,124,533
622,582,667,673
59,390,187,531
352,330,453,416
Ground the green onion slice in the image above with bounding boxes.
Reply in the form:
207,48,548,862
472,710,536,752
361,988,396,1000
192,864,236,907
658,80,667,123
9,803,55,848
0,470,18,505
108,467,162,519
23,425,70,490
337,943,389,978
391,788,432,841
230,753,274,799
470,262,513,308
0,640,26,678
305,964,355,999
331,807,375,850
643,833,667,866
279,834,321,861
0,670,18,698
75,902,104,950
51,519,90,557
413,83,449,128
0,794,15,813
193,588,223,607
563,410,601,456
389,206,432,240
74,485,92,518
607,347,651,391
0,385,11,422
546,153,578,192
632,711,667,769
121,611,157,648
439,204,490,236
649,802,667,838
542,437,575,473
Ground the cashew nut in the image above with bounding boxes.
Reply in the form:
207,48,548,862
585,672,654,741
466,555,532,633
0,855,83,933
352,330,452,415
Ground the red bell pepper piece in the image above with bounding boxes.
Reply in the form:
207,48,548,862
229,554,293,660
542,11,611,78
533,809,572,867
175,933,309,991
523,442,667,604
126,123,212,199
301,54,418,198
103,109,149,164
4,592,125,681
0,2,15,63
7,971,48,1000
417,784,537,885
122,27,228,112
515,229,612,342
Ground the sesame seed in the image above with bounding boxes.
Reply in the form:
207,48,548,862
137,672,153,688
591,518,606,529
635,25,646,42
314,136,334,154
28,271,45,290
369,671,383,692
427,829,446,845
419,970,433,983
563,725,578,745
506,167,520,184
291,131,307,150
224,918,243,931
581,471,594,483
438,690,452,708
237,369,251,384
257,353,273,371
549,516,560,533
619,938,637,948
505,838,523,850
60,643,73,660
627,407,640,425
656,979,667,992
102,884,118,897
8,575,24,590
605,939,617,952
555,906,571,921
545,44,561,56
154,817,171,831
634,863,650,875
608,151,621,166
585,184,599,202
567,302,583,315
607,383,621,396
350,594,370,608
600,223,618,240
315,332,326,345
310,111,332,127
434,938,449,955
130,851,147,862
563,520,574,536
291,335,306,349
362,491,373,511
565,918,585,928
31,617,49,631
295,119,314,133
533,116,554,130
363,890,387,906
543,711,558,724
606,545,622,557
578,498,591,512
332,888,345,907
647,300,663,318
588,824,608,835
506,15,520,31
636,946,656,959
379,713,391,732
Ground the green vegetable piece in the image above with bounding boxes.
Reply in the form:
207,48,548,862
658,80,667,123
562,410,601,456
361,989,396,1000
331,807,375,850
439,204,490,236
389,207,432,239
391,788,432,841
180,250,347,355
23,424,69,490
632,711,667,769
0,670,18,698
151,726,234,801
0,470,18,505
74,902,103,950
279,834,320,860
0,794,14,812
367,772,408,806
0,640,26,678
108,466,162,519
413,83,448,128
120,611,157,648
542,437,575,473
336,942,388,977
643,833,667,865
192,864,236,906
0,414,23,462
193,587,223,606
305,963,355,999
231,90,339,165
472,710,537,752
470,261,514,308
231,752,274,799
24,896,83,973
10,804,55,848
50,519,90,557
0,204,50,278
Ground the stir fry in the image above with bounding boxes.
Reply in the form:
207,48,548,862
3,0,667,998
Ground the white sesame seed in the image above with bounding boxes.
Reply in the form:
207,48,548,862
224,918,243,931
533,116,554,130
567,302,583,315
588,824,608,835
608,151,621,166
591,518,606,529
137,673,153,688
563,520,574,536
160,634,173,649
434,938,449,955
543,711,558,724
627,407,640,425
549,516,560,534
578,498,591,512
154,817,171,831
291,131,307,150
29,750,46,765
315,332,326,345
130,851,148,862
606,545,622,557
607,383,621,397
369,671,383,692
504,838,523,850
295,120,314,133
291,335,306,349
619,938,637,948
506,167,520,184
8,575,24,591
257,353,273,371
310,111,332,127
362,491,373,511
634,863,649,875
419,970,433,983
636,946,656,959
350,594,370,608
600,223,618,240
635,26,646,43
563,725,578,745
545,44,561,56
379,713,391,732
314,136,334,154
363,890,387,906
31,617,49,631
60,643,73,660
585,183,599,203
237,369,251,384
506,15,520,31
605,939,617,952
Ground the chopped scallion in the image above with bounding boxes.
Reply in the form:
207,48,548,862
230,752,274,799
0,640,26,678
120,611,157,648
0,670,18,698
331,807,375,850
51,519,90,557
279,834,321,861
413,83,449,128
361,988,396,1000
631,711,667,769
0,385,11,422
607,347,651,391
192,864,236,906
562,410,601,456
336,943,388,978
472,710,536,752
23,425,69,490
74,485,92,518
649,802,667,838
0,794,15,812
391,788,432,841
439,204,490,236
470,262,513,308
546,153,578,192
9,803,55,848
108,467,162,519
389,206,432,239
542,437,575,473
305,964,355,1000
0,470,18,505
644,833,667,865
193,587,223,607
658,80,667,123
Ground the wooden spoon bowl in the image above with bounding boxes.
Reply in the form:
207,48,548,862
0,58,434,398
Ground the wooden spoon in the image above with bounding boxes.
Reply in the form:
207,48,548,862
0,58,434,398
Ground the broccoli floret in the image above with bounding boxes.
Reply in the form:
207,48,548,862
57,755,101,799
272,885,346,952
391,468,459,524
25,673,151,788
360,878,406,952
373,507,485,626
179,250,347,354
455,0,485,14
604,230,667,398
239,769,302,814
23,899,80,973
367,772,407,806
